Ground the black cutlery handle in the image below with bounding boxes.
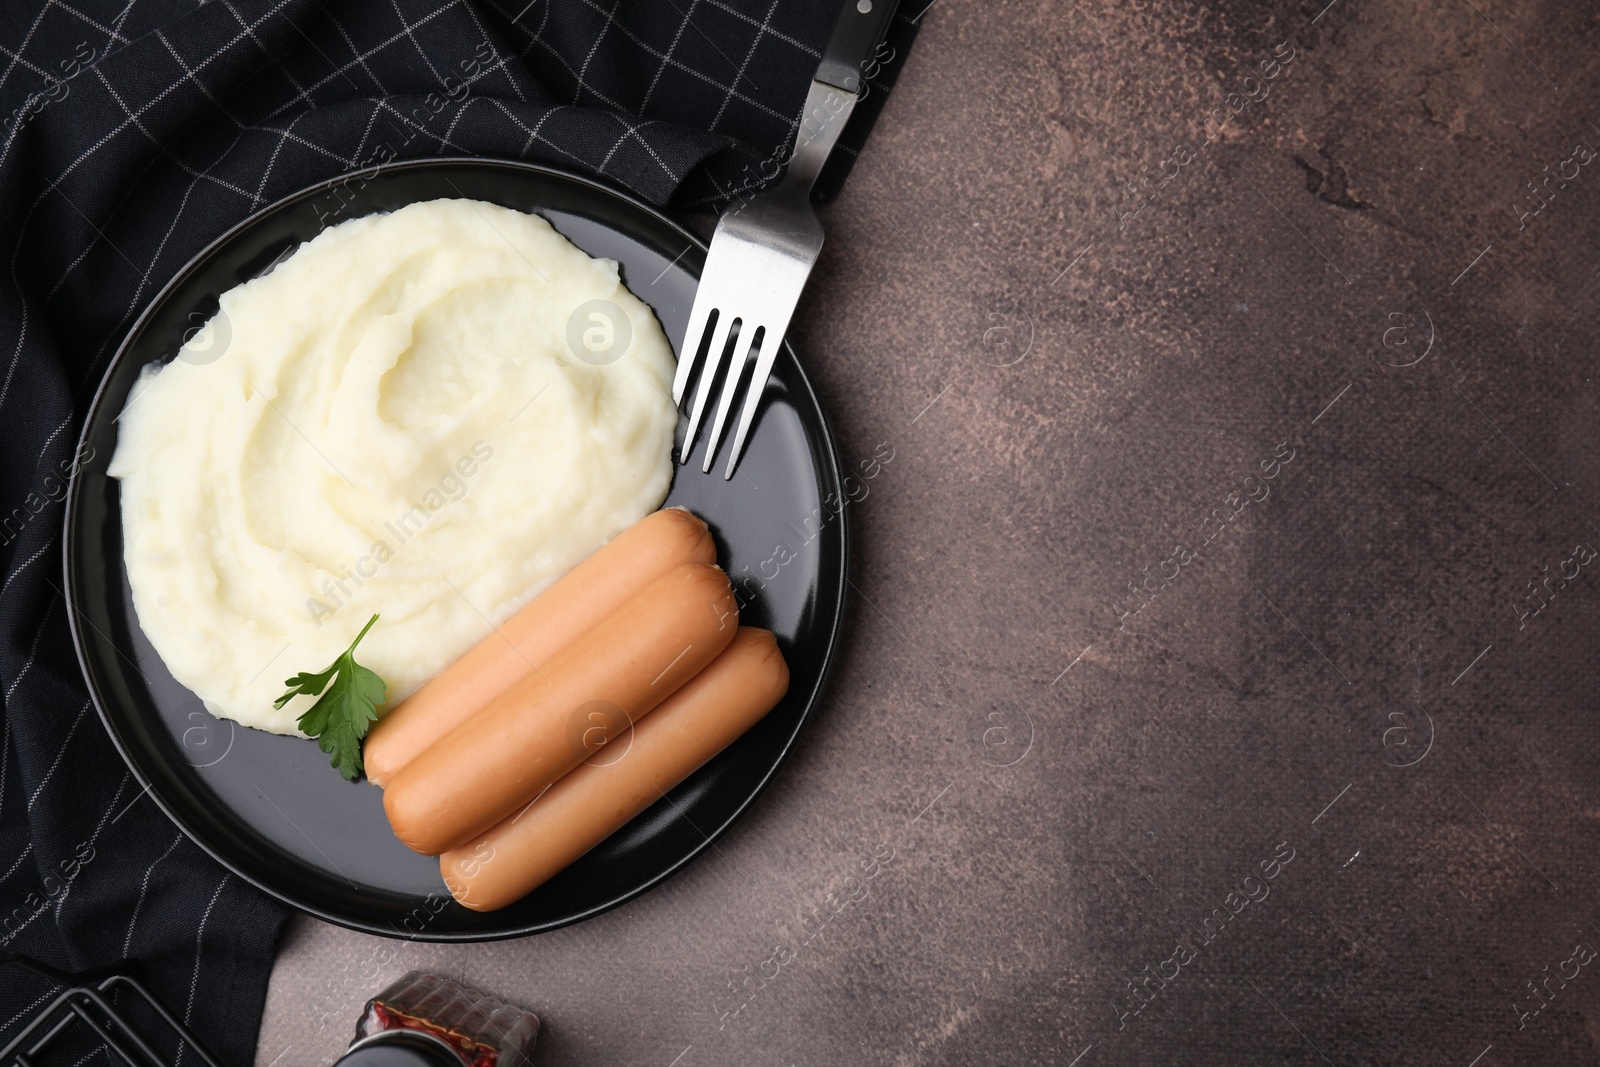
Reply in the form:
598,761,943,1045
816,0,899,94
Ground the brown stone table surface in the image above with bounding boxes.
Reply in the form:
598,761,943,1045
257,1,1600,1063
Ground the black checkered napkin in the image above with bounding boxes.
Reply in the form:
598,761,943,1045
0,1,920,1063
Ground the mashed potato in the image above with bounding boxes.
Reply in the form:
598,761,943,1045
109,199,678,735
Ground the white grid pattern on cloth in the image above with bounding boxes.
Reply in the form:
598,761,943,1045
457,1,526,102
639,0,701,112
50,769,131,923
388,0,453,94
1,593,57,707
493,95,588,166
0,0,300,247
708,0,777,132
595,111,676,181
497,13,638,116
42,124,253,364
251,108,310,203
629,5,922,211
349,96,386,157
438,89,476,146
92,67,263,202
0,539,53,601
0,844,31,887
0,2,64,93
23,700,89,811
0,987,55,1044
571,0,623,107
528,0,809,128
257,2,469,122
151,26,370,174
62,1,135,48
217,0,319,111
120,830,186,957
57,120,257,372
171,871,231,1067
105,0,140,47
701,0,819,55
0,41,60,87
0,771,131,946
325,8,393,95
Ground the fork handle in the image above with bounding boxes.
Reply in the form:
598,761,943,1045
816,0,899,94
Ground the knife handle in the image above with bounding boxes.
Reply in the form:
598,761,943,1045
816,0,899,94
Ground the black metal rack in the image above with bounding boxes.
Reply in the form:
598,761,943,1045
0,953,220,1067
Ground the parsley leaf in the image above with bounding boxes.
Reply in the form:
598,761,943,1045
275,614,387,781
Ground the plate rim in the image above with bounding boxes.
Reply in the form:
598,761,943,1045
61,156,851,942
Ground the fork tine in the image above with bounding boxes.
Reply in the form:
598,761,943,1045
672,301,713,404
679,313,736,464
721,317,791,480
702,324,761,473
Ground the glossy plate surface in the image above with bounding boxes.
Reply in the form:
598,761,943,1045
63,159,847,940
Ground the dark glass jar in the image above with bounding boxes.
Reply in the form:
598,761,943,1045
332,971,539,1067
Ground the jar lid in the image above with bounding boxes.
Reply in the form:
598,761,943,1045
333,1030,468,1067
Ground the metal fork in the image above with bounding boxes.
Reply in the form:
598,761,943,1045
672,0,899,479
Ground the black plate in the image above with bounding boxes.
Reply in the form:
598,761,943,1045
63,159,848,941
